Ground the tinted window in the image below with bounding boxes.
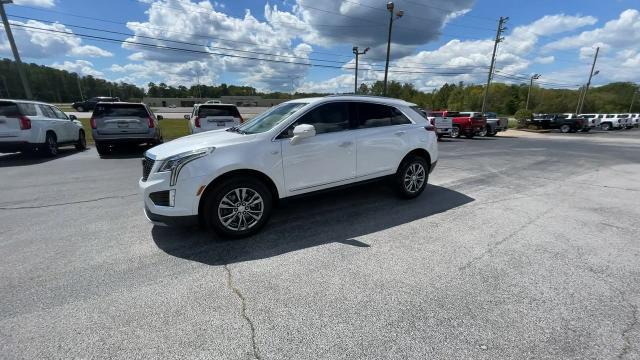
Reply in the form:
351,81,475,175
357,103,392,128
412,106,428,119
50,106,68,120
93,104,149,118
391,107,411,125
38,104,56,118
0,102,19,117
296,102,351,134
19,103,38,116
198,105,240,118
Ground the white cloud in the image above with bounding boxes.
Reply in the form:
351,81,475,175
51,60,104,77
0,20,113,59
12,0,55,8
534,56,555,64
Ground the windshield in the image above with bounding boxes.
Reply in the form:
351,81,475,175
237,102,308,134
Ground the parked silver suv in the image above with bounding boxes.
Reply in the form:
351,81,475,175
91,102,163,155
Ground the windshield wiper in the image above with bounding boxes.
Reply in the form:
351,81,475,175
226,126,247,134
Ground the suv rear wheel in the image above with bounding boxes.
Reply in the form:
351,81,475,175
41,132,58,157
203,177,273,238
95,142,111,156
451,125,461,138
395,156,429,199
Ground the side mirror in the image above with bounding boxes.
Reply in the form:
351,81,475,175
157,115,163,121
290,124,316,145
183,115,190,120
69,114,77,120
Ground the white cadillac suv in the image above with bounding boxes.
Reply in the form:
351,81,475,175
139,96,438,238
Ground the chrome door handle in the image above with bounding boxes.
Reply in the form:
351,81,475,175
339,141,353,148
394,131,406,136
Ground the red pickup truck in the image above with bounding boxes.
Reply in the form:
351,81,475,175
451,111,487,138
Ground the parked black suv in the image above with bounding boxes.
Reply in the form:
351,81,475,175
529,114,588,133
72,97,120,112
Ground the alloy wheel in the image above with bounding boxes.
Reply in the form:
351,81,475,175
404,163,426,193
217,188,264,232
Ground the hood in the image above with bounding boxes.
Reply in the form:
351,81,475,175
145,129,255,160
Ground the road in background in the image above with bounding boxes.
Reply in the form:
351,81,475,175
1,130,639,359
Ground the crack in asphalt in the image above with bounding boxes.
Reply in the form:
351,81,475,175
458,210,548,271
223,264,261,360
0,193,138,210
619,304,638,359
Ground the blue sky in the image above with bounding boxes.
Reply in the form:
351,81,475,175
2,0,639,92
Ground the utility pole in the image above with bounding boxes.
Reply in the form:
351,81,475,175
76,75,84,101
383,2,403,96
0,0,32,99
629,87,638,113
575,85,586,114
578,46,599,114
352,46,369,94
481,16,508,113
526,73,541,110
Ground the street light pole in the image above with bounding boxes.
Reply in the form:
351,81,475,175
0,0,32,99
383,2,403,96
352,46,369,94
526,73,541,110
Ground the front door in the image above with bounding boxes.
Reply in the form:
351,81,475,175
280,101,356,195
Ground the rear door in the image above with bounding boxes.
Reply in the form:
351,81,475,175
93,104,150,135
354,102,412,178
50,105,75,141
197,105,241,132
0,102,24,140
37,104,68,141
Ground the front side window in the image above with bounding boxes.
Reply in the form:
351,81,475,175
294,102,351,134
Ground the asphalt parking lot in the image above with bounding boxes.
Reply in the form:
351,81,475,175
1,129,639,359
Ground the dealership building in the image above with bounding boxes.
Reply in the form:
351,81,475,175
142,96,288,107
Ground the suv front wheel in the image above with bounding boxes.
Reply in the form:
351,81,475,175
395,156,429,199
203,177,273,238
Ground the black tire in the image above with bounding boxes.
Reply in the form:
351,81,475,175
560,124,571,133
601,122,611,131
75,130,87,151
77,106,85,112
41,132,58,157
395,156,429,199
479,126,489,137
451,125,461,138
95,142,111,156
203,177,273,239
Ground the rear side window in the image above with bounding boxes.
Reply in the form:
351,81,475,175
198,105,240,118
391,108,411,125
0,102,20,117
93,104,149,118
38,104,56,118
357,103,392,128
50,106,68,120
411,106,428,119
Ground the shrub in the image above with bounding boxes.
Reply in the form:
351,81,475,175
514,109,533,128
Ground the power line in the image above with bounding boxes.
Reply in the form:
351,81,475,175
10,23,489,76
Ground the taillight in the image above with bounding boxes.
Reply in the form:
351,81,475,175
90,117,97,129
147,116,155,128
195,117,201,128
19,116,31,130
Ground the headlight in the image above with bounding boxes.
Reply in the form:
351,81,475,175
158,147,214,186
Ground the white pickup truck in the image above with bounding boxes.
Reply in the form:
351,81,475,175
424,110,454,139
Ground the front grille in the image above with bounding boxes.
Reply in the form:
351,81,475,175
149,190,171,206
142,156,155,181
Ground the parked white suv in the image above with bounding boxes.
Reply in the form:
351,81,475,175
186,103,243,134
0,99,87,156
140,96,438,238
579,114,602,129
600,114,626,131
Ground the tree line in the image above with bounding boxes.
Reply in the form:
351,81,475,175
1,58,637,114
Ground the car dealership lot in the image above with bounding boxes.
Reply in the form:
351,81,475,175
1,130,639,359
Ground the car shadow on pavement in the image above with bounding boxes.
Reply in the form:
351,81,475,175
0,148,79,167
98,144,150,159
152,182,474,266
